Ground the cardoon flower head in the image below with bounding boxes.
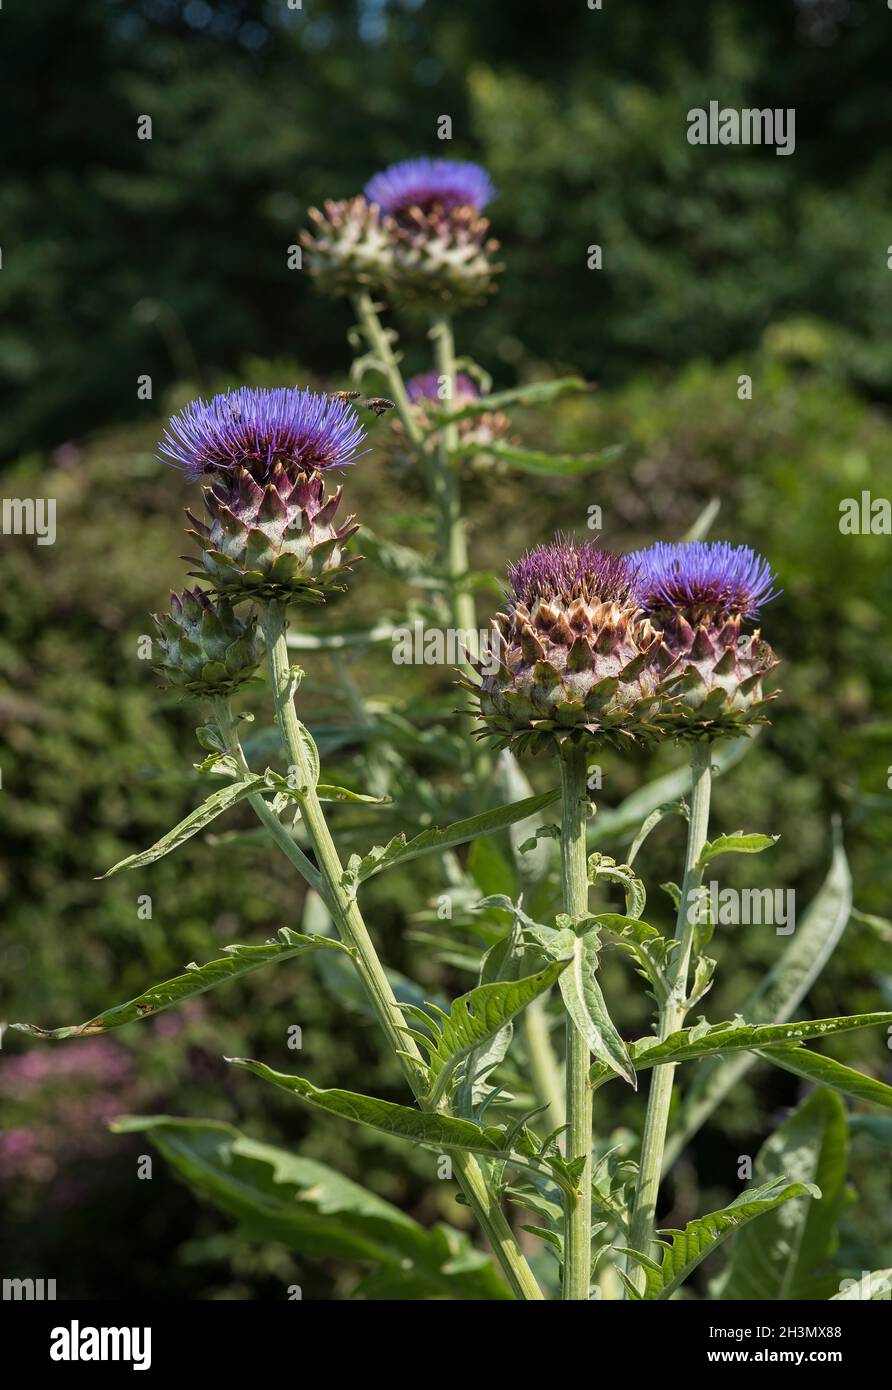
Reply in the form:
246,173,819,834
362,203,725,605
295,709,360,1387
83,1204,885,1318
159,386,367,483
470,535,672,753
151,588,263,697
300,197,397,299
364,158,496,216
359,157,502,310
629,541,779,620
627,540,781,738
160,388,365,605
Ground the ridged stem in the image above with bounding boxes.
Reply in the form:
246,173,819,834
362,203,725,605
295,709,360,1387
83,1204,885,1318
627,742,712,1289
351,291,425,449
210,698,323,898
559,740,593,1300
524,995,566,1132
260,600,544,1302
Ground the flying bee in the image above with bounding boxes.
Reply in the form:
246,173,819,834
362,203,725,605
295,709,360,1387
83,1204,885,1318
362,397,396,417
331,389,361,402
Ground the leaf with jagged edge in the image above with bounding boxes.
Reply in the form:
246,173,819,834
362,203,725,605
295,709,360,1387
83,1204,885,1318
559,928,636,1089
666,830,853,1165
344,791,561,888
419,959,570,1108
696,830,778,871
597,913,677,1004
12,929,351,1039
716,1090,847,1300
226,1060,581,1194
429,374,588,424
111,1115,509,1300
590,1011,892,1087
455,923,524,1115
451,440,623,476
99,773,275,877
618,1178,818,1300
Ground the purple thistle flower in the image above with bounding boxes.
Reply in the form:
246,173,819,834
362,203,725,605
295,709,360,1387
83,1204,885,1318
507,534,635,610
364,158,496,215
628,540,779,619
406,369,480,407
159,386,368,482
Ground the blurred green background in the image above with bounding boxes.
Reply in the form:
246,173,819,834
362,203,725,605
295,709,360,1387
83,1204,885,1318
2,0,892,1299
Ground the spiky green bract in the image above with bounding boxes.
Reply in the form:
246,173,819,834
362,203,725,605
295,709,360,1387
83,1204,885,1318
388,202,502,310
152,588,262,698
471,537,673,754
628,540,780,740
186,463,359,605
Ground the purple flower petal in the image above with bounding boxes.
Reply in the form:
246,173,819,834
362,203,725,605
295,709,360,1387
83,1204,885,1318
507,534,634,609
628,540,779,618
364,158,496,215
159,386,368,481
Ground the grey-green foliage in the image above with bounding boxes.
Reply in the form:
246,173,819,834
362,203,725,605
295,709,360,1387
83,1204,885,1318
716,1090,849,1300
112,1116,510,1300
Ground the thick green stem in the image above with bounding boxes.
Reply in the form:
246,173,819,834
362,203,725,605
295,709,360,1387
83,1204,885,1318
210,698,324,899
524,995,566,1132
260,601,543,1301
351,291,425,450
627,743,712,1287
559,741,593,1300
430,314,477,656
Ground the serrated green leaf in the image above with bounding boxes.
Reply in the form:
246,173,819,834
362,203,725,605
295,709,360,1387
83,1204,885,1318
226,1060,573,1192
111,1116,509,1299
617,1012,892,1080
432,374,588,423
292,719,320,790
99,773,274,877
423,960,570,1108
559,930,636,1088
348,791,561,886
622,1178,818,1300
12,929,349,1038
696,831,778,871
596,913,676,1003
717,1090,847,1300
667,830,852,1164
315,784,391,805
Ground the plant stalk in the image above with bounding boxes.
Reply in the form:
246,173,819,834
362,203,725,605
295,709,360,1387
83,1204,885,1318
559,740,593,1300
210,698,323,898
524,995,566,1132
627,741,712,1287
259,600,544,1301
351,291,425,449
